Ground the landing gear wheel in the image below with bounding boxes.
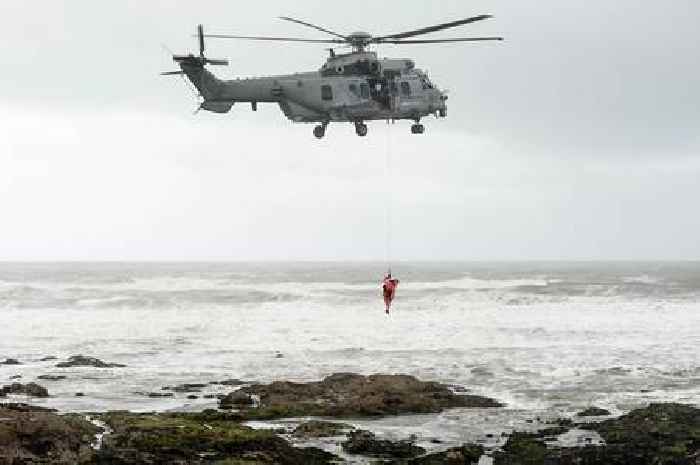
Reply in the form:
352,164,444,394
313,125,326,139
355,123,368,137
411,124,425,134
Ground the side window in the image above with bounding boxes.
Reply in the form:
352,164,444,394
349,83,358,96
400,81,411,97
321,84,333,101
360,83,370,99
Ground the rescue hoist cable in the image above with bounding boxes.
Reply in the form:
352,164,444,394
384,122,393,275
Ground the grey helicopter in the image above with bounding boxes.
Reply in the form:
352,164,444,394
162,16,502,138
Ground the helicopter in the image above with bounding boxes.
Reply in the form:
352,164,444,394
162,16,502,138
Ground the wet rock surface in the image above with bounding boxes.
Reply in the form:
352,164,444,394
37,375,67,381
292,420,353,439
219,390,254,409
342,429,425,459
56,355,126,368
0,359,21,366
576,406,611,417
396,444,485,464
92,410,339,464
227,373,503,419
0,405,98,465
494,403,700,465
1,382,49,398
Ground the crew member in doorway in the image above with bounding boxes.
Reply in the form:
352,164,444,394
382,272,400,314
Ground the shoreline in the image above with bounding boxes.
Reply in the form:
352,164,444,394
2,362,698,464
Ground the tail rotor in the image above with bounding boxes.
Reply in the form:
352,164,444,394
161,24,229,72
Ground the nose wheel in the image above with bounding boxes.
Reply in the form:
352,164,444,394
411,124,425,134
355,122,368,137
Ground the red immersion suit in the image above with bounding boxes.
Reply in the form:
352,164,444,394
382,276,400,314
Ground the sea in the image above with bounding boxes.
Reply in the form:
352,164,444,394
1,262,699,455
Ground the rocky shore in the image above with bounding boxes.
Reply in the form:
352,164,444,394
0,367,698,464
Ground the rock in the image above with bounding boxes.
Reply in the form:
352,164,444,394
203,393,226,400
493,431,548,465
40,355,58,361
342,429,425,458
292,420,353,438
161,382,208,392
0,404,98,464
75,392,84,397
37,374,67,381
209,378,249,386
219,390,254,409
55,355,126,368
94,411,339,464
1,382,49,397
0,358,21,365
576,406,611,417
275,352,284,358
495,403,700,465
402,444,485,464
227,372,503,419
146,392,174,398
187,394,199,400
0,403,58,413
9,375,22,380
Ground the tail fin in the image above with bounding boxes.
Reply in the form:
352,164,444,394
162,25,232,112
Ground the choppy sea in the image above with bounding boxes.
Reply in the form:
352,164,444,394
1,262,699,454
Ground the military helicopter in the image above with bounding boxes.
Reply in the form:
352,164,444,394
162,16,502,138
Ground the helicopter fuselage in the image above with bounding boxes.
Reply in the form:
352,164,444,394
179,50,447,137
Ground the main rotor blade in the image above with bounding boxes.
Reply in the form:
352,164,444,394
376,15,494,40
278,16,347,40
378,37,504,44
203,34,345,44
161,71,185,75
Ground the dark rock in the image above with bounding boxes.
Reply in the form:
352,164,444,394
187,394,198,399
402,443,485,464
9,375,22,380
342,429,425,458
37,374,67,381
493,431,548,465
1,382,49,397
55,355,126,368
94,411,339,464
75,392,84,397
0,358,21,365
292,420,352,438
219,390,254,409
209,378,249,386
146,392,174,398
275,352,284,358
0,403,58,413
162,382,208,392
495,403,700,465
576,406,611,417
40,356,58,361
203,393,226,400
228,372,503,419
0,404,98,464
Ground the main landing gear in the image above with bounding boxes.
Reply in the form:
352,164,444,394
313,121,329,139
411,123,425,134
355,121,368,137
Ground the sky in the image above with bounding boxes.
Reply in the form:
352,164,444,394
1,0,699,261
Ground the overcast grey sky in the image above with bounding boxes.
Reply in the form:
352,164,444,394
1,0,699,261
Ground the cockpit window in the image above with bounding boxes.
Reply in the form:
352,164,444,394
321,84,333,101
400,81,411,97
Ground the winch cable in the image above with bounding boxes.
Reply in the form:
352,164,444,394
384,123,393,275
